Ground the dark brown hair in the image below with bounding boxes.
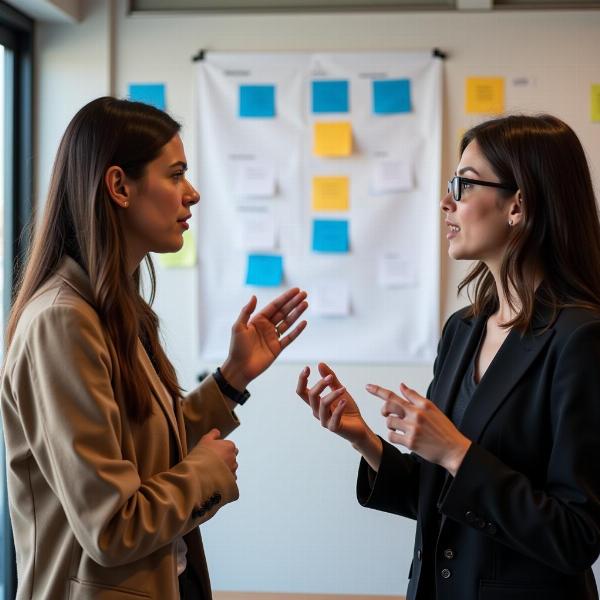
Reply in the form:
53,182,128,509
457,114,600,330
7,96,183,422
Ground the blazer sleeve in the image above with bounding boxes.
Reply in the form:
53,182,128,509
356,312,458,518
357,438,421,519
10,304,239,568
182,375,240,448
439,320,600,574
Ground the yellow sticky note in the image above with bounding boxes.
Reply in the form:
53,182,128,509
158,230,197,268
312,176,349,211
465,77,505,115
591,84,600,122
313,121,352,157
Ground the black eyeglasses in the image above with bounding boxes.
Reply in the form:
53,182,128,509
447,176,518,202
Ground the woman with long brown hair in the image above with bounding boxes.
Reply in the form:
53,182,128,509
297,115,600,599
1,96,307,600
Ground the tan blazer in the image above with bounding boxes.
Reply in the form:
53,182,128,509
1,256,240,599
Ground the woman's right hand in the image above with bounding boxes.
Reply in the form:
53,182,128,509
296,362,371,445
198,429,239,479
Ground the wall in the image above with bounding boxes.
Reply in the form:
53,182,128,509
34,1,600,595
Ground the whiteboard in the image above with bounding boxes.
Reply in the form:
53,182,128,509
195,51,442,364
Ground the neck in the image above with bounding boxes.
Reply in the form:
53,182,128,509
486,259,542,326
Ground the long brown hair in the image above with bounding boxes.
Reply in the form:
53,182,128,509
457,114,600,330
6,97,183,422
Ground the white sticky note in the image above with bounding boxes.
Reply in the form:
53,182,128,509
312,281,351,317
234,161,276,197
237,210,277,251
371,160,412,194
377,253,417,288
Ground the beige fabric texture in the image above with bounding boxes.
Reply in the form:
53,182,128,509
1,256,240,599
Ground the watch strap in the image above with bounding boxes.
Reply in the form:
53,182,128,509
213,367,250,405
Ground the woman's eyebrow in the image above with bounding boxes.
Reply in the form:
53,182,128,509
168,160,188,170
457,166,480,176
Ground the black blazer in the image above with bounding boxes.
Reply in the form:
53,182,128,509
357,304,600,600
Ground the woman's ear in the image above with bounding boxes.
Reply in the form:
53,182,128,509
508,189,524,227
105,166,131,208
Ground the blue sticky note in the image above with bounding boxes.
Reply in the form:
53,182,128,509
373,79,411,114
239,85,276,118
312,80,349,113
128,83,166,110
312,220,349,253
246,254,283,286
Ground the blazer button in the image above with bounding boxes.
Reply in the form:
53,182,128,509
486,522,498,535
476,518,486,529
417,549,422,560
441,568,451,579
443,548,455,560
465,510,476,523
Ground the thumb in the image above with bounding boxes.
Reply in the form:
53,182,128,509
201,428,221,441
236,296,257,328
399,383,420,404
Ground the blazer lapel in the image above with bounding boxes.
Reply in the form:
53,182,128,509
459,308,556,444
433,312,488,416
137,340,184,459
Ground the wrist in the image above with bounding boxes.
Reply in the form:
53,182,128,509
352,429,383,471
219,360,250,392
443,437,471,477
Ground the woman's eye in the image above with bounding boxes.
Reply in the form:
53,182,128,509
461,182,473,191
172,171,184,180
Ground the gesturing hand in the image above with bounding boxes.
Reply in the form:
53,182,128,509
221,288,308,390
198,429,239,478
296,363,371,445
366,382,471,476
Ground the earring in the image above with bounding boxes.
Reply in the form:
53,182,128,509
508,219,513,226
122,201,129,208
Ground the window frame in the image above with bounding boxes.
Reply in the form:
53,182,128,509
0,3,33,600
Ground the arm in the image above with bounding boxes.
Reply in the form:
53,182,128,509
182,375,240,447
440,321,600,573
296,363,421,518
14,305,238,568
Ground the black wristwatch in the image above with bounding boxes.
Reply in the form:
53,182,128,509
212,367,250,405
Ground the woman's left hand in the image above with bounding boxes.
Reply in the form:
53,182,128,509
220,288,308,390
366,382,471,477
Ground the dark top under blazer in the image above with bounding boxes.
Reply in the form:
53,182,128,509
357,303,600,600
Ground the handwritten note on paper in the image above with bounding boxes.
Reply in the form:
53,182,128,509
312,281,351,318
377,253,417,289
313,122,352,157
371,160,412,194
234,161,276,197
312,219,349,253
312,176,350,211
158,230,196,268
128,83,166,110
373,79,412,114
238,210,277,251
246,254,283,287
591,84,600,122
239,84,276,118
312,80,349,113
465,77,505,115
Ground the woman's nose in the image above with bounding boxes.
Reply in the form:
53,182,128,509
184,181,200,205
440,189,455,213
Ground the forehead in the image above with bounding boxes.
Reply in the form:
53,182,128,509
458,139,495,177
155,134,186,164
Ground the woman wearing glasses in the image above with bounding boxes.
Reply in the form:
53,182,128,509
297,115,600,599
